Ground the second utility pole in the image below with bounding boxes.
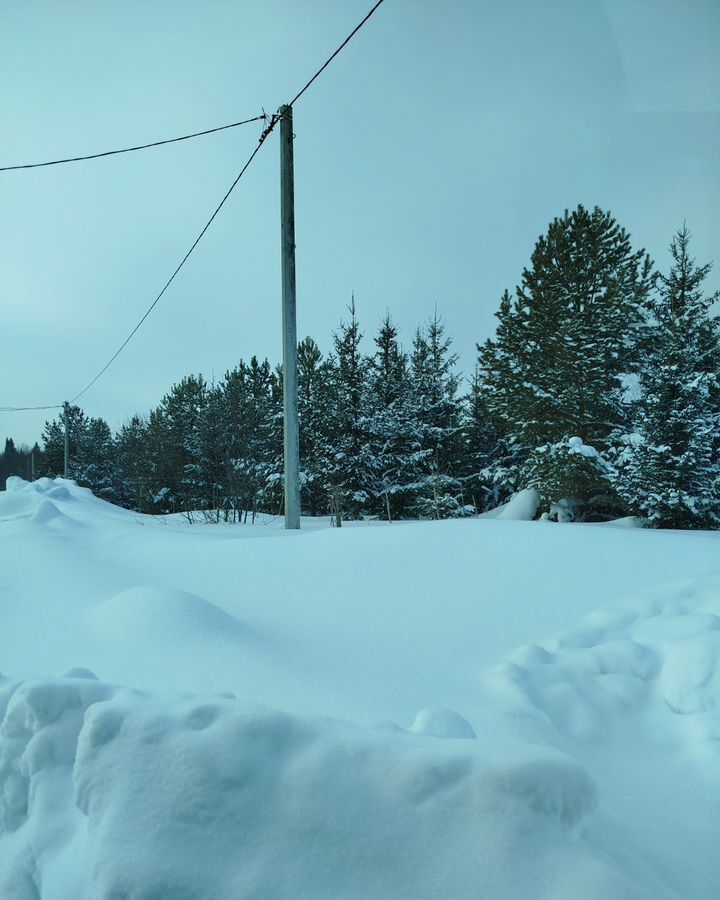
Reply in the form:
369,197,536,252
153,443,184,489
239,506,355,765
279,104,301,529
63,401,70,477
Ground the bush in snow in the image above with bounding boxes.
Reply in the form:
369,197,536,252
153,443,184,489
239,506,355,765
521,436,620,522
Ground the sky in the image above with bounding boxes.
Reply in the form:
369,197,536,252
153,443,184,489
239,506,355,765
1,0,719,447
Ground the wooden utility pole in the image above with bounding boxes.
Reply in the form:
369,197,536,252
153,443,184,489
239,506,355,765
279,104,301,529
30,448,36,481
63,401,70,478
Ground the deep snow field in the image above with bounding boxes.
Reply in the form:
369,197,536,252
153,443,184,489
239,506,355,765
1,477,719,899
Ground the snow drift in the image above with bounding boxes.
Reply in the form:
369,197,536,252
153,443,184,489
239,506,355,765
1,477,719,899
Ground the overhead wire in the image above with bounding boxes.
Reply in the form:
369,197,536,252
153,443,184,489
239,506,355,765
70,115,281,404
0,404,62,412
287,0,386,107
1,0,387,411
0,115,265,172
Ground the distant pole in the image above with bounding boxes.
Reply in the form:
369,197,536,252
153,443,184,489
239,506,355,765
31,449,36,481
63,401,70,478
279,104,301,530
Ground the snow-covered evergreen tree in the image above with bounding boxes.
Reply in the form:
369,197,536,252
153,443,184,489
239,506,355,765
297,337,335,517
410,313,463,518
478,205,653,516
115,415,151,510
363,314,424,521
40,406,117,501
457,365,503,512
614,227,720,528
320,298,370,524
218,358,282,521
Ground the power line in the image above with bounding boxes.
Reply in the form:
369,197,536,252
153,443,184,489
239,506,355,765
3,0,388,411
288,0,386,107
0,404,62,412
70,115,280,404
71,0,387,404
0,115,265,172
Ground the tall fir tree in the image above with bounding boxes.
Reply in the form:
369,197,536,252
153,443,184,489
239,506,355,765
321,298,370,524
363,314,423,521
457,365,503,512
297,337,335,517
410,312,463,518
614,226,720,527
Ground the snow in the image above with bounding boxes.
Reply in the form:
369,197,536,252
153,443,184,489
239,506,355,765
1,476,720,898
480,486,540,520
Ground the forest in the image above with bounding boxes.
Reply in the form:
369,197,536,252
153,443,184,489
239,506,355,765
3,206,719,529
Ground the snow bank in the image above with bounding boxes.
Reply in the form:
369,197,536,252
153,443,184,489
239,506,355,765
2,478,720,898
0,674,605,900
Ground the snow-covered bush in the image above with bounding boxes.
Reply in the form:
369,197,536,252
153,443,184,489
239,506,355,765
521,436,620,522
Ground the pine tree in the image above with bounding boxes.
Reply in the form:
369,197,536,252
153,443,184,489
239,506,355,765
216,363,253,520
478,205,653,516
614,226,720,528
116,415,151,510
159,375,210,514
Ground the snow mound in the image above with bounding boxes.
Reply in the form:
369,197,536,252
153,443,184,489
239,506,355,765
0,675,609,900
0,477,75,526
91,586,249,646
29,498,66,525
3,476,29,493
409,706,477,739
0,477,134,529
482,487,540,520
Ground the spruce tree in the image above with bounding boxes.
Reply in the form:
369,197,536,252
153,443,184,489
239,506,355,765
614,226,720,528
74,417,116,501
410,312,463,518
457,366,503,512
298,337,334,517
321,298,370,524
363,314,422,521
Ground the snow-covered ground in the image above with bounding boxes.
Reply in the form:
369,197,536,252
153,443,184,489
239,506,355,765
1,476,719,899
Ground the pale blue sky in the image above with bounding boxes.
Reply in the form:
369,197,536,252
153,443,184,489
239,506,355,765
2,0,718,446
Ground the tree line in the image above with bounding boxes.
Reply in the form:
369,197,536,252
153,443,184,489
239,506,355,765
4,205,718,529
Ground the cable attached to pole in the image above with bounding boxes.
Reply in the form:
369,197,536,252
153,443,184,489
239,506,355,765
0,115,265,172
70,115,281,403
288,0,386,107
0,404,62,412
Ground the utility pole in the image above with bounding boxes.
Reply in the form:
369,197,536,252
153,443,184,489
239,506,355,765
30,448,36,482
279,104,301,529
63,401,70,478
